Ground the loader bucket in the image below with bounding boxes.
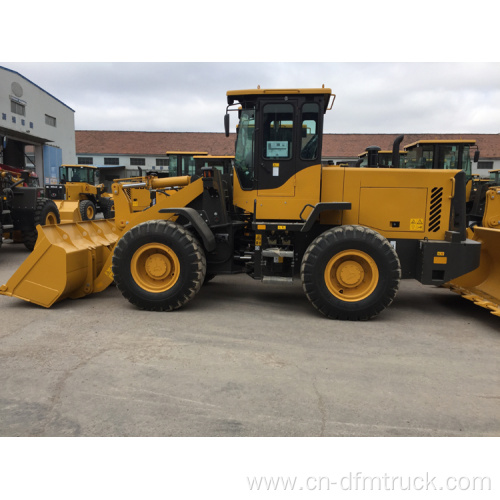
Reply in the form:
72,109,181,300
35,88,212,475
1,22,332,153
446,226,500,317
0,220,119,307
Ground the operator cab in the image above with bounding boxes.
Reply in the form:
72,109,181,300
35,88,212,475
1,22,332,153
225,87,334,219
59,164,97,184
403,140,479,180
226,87,334,191
165,151,208,177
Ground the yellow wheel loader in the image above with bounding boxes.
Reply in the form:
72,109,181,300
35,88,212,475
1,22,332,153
193,155,234,176
45,165,114,222
1,88,499,319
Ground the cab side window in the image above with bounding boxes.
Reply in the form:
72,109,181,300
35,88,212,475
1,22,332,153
300,103,320,160
262,103,294,160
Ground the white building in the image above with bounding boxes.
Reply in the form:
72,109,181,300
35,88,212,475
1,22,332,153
0,66,76,184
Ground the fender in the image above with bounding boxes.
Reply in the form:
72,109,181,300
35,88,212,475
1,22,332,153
159,206,216,252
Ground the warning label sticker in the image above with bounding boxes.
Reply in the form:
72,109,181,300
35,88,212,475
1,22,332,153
410,218,424,231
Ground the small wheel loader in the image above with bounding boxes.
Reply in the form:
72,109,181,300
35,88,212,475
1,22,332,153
1,88,499,319
45,164,114,222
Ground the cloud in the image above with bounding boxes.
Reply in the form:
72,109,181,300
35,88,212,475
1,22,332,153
3,62,500,133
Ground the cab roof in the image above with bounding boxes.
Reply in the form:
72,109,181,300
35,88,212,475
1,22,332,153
165,151,208,155
404,139,476,149
227,87,334,112
193,155,234,159
358,150,406,157
61,164,97,169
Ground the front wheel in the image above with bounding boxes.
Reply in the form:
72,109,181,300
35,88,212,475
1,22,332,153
80,199,96,221
112,220,206,311
23,198,60,251
100,197,115,219
301,225,401,320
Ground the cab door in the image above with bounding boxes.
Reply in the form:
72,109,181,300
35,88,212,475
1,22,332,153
257,100,297,197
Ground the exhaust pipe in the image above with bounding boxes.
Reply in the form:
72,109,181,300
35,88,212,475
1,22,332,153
366,146,381,168
392,135,405,168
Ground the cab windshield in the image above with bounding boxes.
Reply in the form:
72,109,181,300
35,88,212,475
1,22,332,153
234,108,255,189
60,166,95,184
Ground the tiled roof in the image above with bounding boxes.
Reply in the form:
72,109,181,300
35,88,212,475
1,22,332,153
322,133,500,159
76,131,500,159
76,131,236,156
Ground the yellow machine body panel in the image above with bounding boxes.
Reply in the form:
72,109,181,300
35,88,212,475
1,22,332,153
233,163,322,220
321,167,456,241
63,182,99,201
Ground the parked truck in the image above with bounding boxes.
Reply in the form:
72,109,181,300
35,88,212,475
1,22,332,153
1,163,60,252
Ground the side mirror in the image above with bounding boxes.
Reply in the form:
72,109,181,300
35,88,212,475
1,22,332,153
224,113,230,137
473,150,480,163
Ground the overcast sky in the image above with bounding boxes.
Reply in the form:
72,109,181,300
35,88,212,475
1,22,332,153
3,62,499,135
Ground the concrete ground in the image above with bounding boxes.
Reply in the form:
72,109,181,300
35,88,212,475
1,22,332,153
0,240,498,437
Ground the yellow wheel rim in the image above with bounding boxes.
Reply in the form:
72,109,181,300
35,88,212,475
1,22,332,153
324,249,379,302
131,242,180,293
45,212,58,225
86,205,94,219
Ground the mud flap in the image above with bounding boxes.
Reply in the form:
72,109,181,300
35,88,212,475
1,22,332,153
0,220,119,307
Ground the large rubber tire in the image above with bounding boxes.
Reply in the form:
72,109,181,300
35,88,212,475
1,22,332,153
112,220,207,311
100,197,114,219
23,198,61,251
301,225,401,320
80,199,96,221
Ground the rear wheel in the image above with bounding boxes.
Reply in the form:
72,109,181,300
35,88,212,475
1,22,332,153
23,199,60,251
80,199,96,221
301,225,401,320
112,220,206,311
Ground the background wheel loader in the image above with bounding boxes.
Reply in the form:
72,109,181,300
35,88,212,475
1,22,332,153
1,87,499,320
1,163,60,253
45,164,114,222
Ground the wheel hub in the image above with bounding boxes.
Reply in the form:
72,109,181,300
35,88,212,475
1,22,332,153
131,242,180,292
324,249,379,302
145,253,170,280
337,260,364,288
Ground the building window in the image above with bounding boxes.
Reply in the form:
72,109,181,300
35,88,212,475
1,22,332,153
11,100,26,116
45,114,56,127
2,113,6,120
78,157,94,164
104,157,119,165
478,161,494,170
21,119,25,126
130,158,145,166
30,122,33,128
156,159,168,167
12,116,16,123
